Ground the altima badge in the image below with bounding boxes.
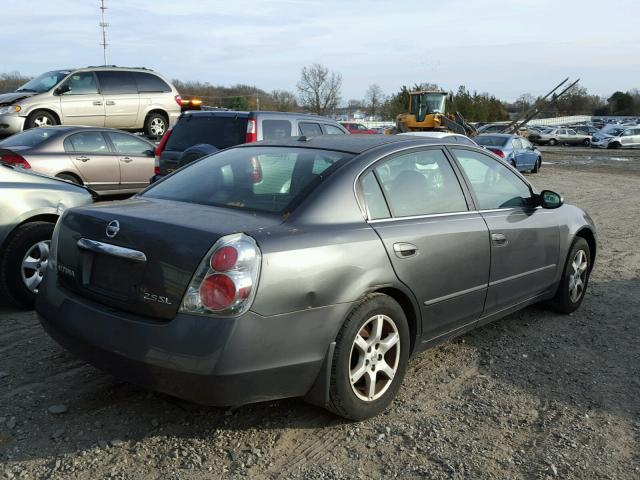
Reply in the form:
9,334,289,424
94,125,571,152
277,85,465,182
106,220,120,239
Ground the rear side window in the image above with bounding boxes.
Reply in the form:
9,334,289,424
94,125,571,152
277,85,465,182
262,119,292,140
299,122,323,136
324,124,345,135
64,132,110,153
96,71,137,94
165,116,248,151
374,149,468,217
132,72,171,92
144,147,352,214
360,171,390,220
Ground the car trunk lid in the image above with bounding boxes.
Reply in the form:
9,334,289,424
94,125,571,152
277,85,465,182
56,197,281,320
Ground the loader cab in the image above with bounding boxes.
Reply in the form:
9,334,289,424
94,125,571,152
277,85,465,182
410,91,447,122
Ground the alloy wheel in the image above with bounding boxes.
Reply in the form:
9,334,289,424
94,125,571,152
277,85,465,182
349,314,400,402
21,240,50,293
33,116,52,127
150,118,166,137
568,249,588,303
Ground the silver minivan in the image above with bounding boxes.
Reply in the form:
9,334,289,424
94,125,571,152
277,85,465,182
0,67,181,138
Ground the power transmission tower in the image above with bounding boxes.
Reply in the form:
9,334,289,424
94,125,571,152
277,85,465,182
99,0,109,65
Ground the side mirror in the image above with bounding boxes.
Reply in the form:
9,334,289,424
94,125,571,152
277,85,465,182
539,190,563,209
54,84,71,95
142,149,154,157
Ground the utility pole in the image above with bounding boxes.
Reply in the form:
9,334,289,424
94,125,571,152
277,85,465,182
99,0,109,65
256,94,260,111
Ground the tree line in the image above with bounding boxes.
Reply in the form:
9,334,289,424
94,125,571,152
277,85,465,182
1,66,638,121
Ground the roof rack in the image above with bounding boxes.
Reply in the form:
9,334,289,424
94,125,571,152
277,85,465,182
84,65,153,70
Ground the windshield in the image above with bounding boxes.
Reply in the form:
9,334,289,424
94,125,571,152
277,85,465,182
608,128,624,136
411,93,446,121
144,147,353,214
16,70,70,93
475,136,508,147
0,128,61,148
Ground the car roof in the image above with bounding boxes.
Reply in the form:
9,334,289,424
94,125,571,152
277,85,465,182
398,132,465,138
239,134,451,154
475,133,515,138
180,110,340,122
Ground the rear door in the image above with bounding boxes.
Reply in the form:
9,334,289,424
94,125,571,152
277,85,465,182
96,71,141,128
450,147,560,320
104,131,154,191
58,72,105,126
63,131,120,192
361,147,490,340
620,128,635,147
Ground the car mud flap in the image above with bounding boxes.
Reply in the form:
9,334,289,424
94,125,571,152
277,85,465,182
304,342,336,408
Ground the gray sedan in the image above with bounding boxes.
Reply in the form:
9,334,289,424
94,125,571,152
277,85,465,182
0,126,156,196
0,164,93,307
36,136,596,420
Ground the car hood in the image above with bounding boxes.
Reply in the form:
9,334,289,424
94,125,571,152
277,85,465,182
0,91,37,106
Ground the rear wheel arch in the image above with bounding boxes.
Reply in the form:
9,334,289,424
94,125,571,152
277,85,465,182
56,172,84,185
371,287,420,355
145,108,169,124
0,214,58,252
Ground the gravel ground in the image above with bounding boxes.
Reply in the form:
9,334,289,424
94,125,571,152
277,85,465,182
1,148,639,479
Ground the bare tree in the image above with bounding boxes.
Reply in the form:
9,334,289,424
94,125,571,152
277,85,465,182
270,89,299,111
364,84,385,118
296,63,342,115
0,71,31,94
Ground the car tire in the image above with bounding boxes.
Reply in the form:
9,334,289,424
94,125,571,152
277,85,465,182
56,173,82,185
582,138,591,147
548,237,591,315
607,142,621,149
25,110,58,130
0,222,55,309
144,112,168,139
548,138,558,146
326,293,410,420
531,158,541,173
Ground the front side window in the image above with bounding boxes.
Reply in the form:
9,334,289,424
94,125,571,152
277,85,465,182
64,132,109,153
262,120,292,140
299,122,323,136
106,132,152,155
96,71,138,95
373,149,468,217
144,147,352,214
324,124,345,135
59,72,98,95
452,148,532,210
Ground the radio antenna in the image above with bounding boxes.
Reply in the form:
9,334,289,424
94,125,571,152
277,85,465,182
99,0,109,65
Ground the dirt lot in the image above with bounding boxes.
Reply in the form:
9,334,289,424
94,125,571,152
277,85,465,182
1,147,639,479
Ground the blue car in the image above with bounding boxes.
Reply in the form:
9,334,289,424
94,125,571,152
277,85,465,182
475,134,542,173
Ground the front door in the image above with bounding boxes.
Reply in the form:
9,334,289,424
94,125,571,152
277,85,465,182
63,131,120,193
58,72,105,127
450,148,560,319
96,71,141,129
361,147,490,341
104,131,154,191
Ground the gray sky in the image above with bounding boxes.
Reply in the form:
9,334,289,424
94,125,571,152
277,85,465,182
3,0,638,102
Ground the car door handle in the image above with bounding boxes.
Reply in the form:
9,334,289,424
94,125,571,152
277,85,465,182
75,156,90,162
393,242,418,258
120,157,133,163
491,233,509,247
106,100,116,106
92,101,103,106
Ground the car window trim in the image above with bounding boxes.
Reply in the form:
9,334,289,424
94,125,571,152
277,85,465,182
354,145,474,221
444,145,536,211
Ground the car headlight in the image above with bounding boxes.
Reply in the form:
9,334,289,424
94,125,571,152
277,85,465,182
0,105,21,115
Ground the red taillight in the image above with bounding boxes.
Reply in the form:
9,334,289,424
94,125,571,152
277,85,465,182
0,152,30,169
199,274,236,310
488,148,505,158
174,95,182,106
210,246,238,272
155,128,172,157
250,156,262,183
154,165,160,175
245,118,257,143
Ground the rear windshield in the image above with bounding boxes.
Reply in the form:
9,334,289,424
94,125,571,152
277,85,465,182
166,115,248,152
0,128,60,148
143,147,352,214
474,136,508,147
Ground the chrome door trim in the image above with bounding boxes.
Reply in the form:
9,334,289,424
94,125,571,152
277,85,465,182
77,238,147,262
488,264,556,287
423,283,487,306
368,209,479,224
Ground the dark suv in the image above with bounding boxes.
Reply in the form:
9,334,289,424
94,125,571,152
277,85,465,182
154,110,349,177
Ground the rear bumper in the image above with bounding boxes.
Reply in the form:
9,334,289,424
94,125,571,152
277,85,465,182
36,274,351,406
0,114,25,135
